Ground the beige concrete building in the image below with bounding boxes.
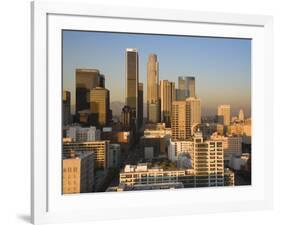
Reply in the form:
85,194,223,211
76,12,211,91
217,104,231,126
63,140,109,169
160,80,176,127
171,100,191,140
171,98,201,140
63,150,95,194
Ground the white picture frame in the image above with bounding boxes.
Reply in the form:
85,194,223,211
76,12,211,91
31,1,273,224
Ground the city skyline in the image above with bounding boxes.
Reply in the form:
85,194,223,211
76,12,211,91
63,30,251,117
62,30,252,194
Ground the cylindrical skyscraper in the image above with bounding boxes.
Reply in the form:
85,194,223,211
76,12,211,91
147,53,160,123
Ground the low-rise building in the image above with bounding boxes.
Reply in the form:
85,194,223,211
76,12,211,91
106,182,184,192
63,140,109,169
63,150,95,194
66,125,101,142
120,163,195,188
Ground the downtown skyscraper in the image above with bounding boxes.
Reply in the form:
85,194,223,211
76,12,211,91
75,69,104,114
147,54,160,123
125,48,139,129
160,80,176,127
89,87,110,127
186,97,201,134
63,90,71,125
176,76,196,100
138,82,144,128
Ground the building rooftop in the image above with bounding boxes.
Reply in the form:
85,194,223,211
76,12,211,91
76,68,100,73
123,163,191,173
106,182,184,192
126,48,137,52
63,150,94,160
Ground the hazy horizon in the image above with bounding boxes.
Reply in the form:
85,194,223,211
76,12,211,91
63,30,251,117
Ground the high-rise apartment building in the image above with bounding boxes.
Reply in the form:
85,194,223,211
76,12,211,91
138,82,143,128
63,140,109,169
192,131,224,187
125,48,139,128
89,87,110,127
160,80,176,127
75,69,104,114
63,90,71,125
147,54,160,123
171,100,191,140
63,150,95,194
217,105,231,126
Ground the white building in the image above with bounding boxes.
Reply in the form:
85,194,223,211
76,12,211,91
210,132,242,163
217,105,231,126
107,144,121,168
120,163,195,187
168,140,193,162
66,126,101,142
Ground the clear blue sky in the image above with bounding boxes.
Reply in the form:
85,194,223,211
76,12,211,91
63,30,251,117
